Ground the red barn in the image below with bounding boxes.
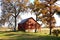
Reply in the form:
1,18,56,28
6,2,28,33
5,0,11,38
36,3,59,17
18,17,41,32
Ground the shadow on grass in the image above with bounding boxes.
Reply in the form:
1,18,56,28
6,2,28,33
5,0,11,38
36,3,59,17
3,34,60,40
0,31,60,40
9,35,60,40
0,31,11,34
0,30,19,34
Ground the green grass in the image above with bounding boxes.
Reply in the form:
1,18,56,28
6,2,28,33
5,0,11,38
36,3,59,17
0,31,60,40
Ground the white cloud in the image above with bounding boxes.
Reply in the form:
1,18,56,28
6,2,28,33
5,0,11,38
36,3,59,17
55,1,60,7
0,6,1,11
54,14,60,26
20,12,36,20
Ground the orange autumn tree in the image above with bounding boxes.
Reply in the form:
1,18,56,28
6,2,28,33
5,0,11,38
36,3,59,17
29,0,60,34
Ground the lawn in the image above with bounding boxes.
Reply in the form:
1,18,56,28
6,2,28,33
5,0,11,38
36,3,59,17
0,31,60,40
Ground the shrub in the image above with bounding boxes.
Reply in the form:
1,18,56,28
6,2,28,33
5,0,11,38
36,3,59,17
52,29,60,36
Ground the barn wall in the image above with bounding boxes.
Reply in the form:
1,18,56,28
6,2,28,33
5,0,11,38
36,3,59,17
18,18,41,32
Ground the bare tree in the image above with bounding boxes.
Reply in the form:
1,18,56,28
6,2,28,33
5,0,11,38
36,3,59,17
1,0,28,31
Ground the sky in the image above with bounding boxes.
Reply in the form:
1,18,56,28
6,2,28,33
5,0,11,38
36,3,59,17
54,14,60,26
0,6,1,16
29,0,34,3
0,0,60,27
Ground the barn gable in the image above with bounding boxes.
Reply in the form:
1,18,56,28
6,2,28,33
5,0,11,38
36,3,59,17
18,17,41,32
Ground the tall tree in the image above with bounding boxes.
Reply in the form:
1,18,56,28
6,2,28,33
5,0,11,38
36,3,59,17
29,0,60,34
1,0,28,31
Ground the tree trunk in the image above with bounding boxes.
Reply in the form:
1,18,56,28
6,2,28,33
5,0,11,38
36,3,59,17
49,3,52,35
35,15,37,33
14,16,16,31
49,27,52,35
49,15,52,35
35,24,37,33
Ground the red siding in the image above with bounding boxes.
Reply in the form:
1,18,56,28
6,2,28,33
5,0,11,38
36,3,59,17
18,18,41,32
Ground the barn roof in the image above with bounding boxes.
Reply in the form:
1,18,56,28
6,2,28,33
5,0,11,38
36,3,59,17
18,17,35,24
18,17,41,26
19,18,28,24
